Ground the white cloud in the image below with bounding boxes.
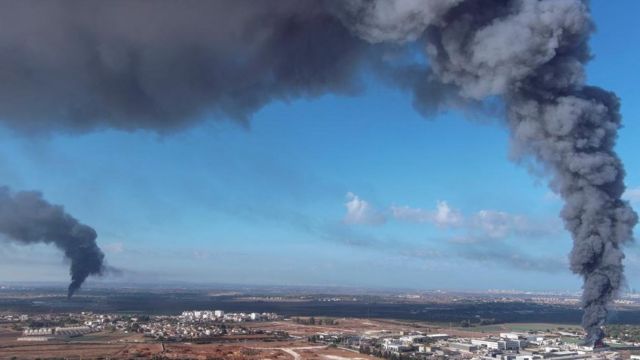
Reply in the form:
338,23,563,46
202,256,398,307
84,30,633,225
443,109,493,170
343,193,559,240
390,205,430,223
390,200,557,241
434,201,464,227
343,192,386,225
391,201,463,228
625,187,640,204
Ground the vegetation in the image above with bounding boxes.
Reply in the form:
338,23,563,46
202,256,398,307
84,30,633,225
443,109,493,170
459,317,496,327
606,324,640,343
292,317,338,326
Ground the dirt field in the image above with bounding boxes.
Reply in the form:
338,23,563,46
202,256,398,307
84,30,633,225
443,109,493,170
0,320,378,359
0,341,163,359
0,318,549,359
0,339,378,359
162,342,379,360
243,317,447,338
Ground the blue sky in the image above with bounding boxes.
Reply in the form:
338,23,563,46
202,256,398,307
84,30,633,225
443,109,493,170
0,1,638,292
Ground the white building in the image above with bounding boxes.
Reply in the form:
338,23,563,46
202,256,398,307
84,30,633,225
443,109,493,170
382,339,412,353
472,339,502,350
527,335,546,345
449,342,478,352
23,328,53,336
471,339,523,351
400,335,428,344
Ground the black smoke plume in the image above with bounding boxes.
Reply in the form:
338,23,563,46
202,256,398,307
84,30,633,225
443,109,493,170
0,0,367,132
0,0,635,341
0,187,104,297
344,0,637,344
418,0,637,344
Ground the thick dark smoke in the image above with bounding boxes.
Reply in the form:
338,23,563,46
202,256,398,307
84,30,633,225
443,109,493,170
347,0,637,344
0,0,368,132
0,0,635,341
0,0,369,296
0,188,104,297
421,0,637,344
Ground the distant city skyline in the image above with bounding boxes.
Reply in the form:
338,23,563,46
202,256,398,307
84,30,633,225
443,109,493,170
0,1,638,293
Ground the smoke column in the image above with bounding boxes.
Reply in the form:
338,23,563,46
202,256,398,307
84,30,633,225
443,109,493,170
346,0,638,344
0,188,104,297
0,0,635,340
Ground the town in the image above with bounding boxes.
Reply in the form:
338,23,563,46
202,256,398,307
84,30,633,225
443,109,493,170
309,328,632,360
3,309,640,359
8,310,284,343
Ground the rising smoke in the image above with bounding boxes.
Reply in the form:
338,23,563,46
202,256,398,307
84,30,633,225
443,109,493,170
0,0,635,341
0,188,104,297
343,0,637,343
409,0,638,344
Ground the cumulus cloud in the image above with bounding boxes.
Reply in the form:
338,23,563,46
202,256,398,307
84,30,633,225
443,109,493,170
391,201,463,228
390,201,558,241
229,192,563,274
343,192,386,225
